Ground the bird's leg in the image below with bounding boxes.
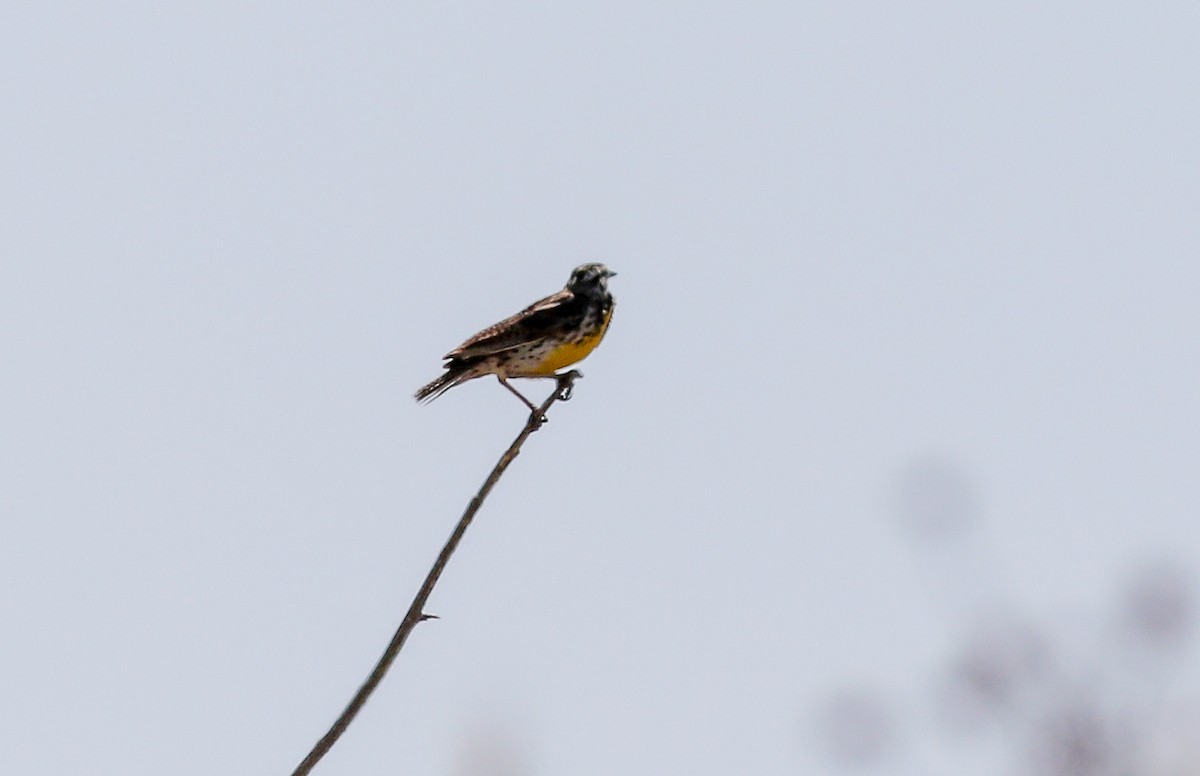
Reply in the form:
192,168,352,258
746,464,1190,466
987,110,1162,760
513,370,583,402
496,376,542,414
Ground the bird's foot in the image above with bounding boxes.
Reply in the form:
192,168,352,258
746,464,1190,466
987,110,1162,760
555,370,583,401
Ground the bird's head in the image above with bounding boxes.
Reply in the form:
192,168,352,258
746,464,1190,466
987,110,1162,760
566,263,617,295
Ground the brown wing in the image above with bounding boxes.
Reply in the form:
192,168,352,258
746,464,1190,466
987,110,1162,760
444,288,581,360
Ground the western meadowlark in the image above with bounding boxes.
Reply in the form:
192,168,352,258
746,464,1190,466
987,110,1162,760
415,263,617,412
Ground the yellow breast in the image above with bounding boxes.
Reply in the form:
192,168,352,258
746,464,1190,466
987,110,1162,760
527,307,613,375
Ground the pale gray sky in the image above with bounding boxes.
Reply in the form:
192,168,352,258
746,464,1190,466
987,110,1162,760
2,3,1198,775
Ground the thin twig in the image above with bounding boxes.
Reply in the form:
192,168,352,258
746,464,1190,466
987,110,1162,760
289,370,583,776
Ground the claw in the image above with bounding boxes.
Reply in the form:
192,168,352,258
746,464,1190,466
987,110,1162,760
556,369,582,401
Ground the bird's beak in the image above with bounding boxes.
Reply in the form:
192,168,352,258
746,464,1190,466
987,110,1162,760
605,270,618,278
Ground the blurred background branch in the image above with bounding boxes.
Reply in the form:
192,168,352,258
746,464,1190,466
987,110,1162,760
812,457,1199,776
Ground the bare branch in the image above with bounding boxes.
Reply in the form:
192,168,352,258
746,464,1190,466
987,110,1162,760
290,370,583,776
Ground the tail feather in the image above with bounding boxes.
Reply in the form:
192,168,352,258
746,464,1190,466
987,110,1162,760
415,365,476,403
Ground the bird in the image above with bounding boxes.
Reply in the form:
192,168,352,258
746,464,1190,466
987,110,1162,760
415,263,617,412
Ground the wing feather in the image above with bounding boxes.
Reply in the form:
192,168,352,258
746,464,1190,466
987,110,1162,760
444,289,580,360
